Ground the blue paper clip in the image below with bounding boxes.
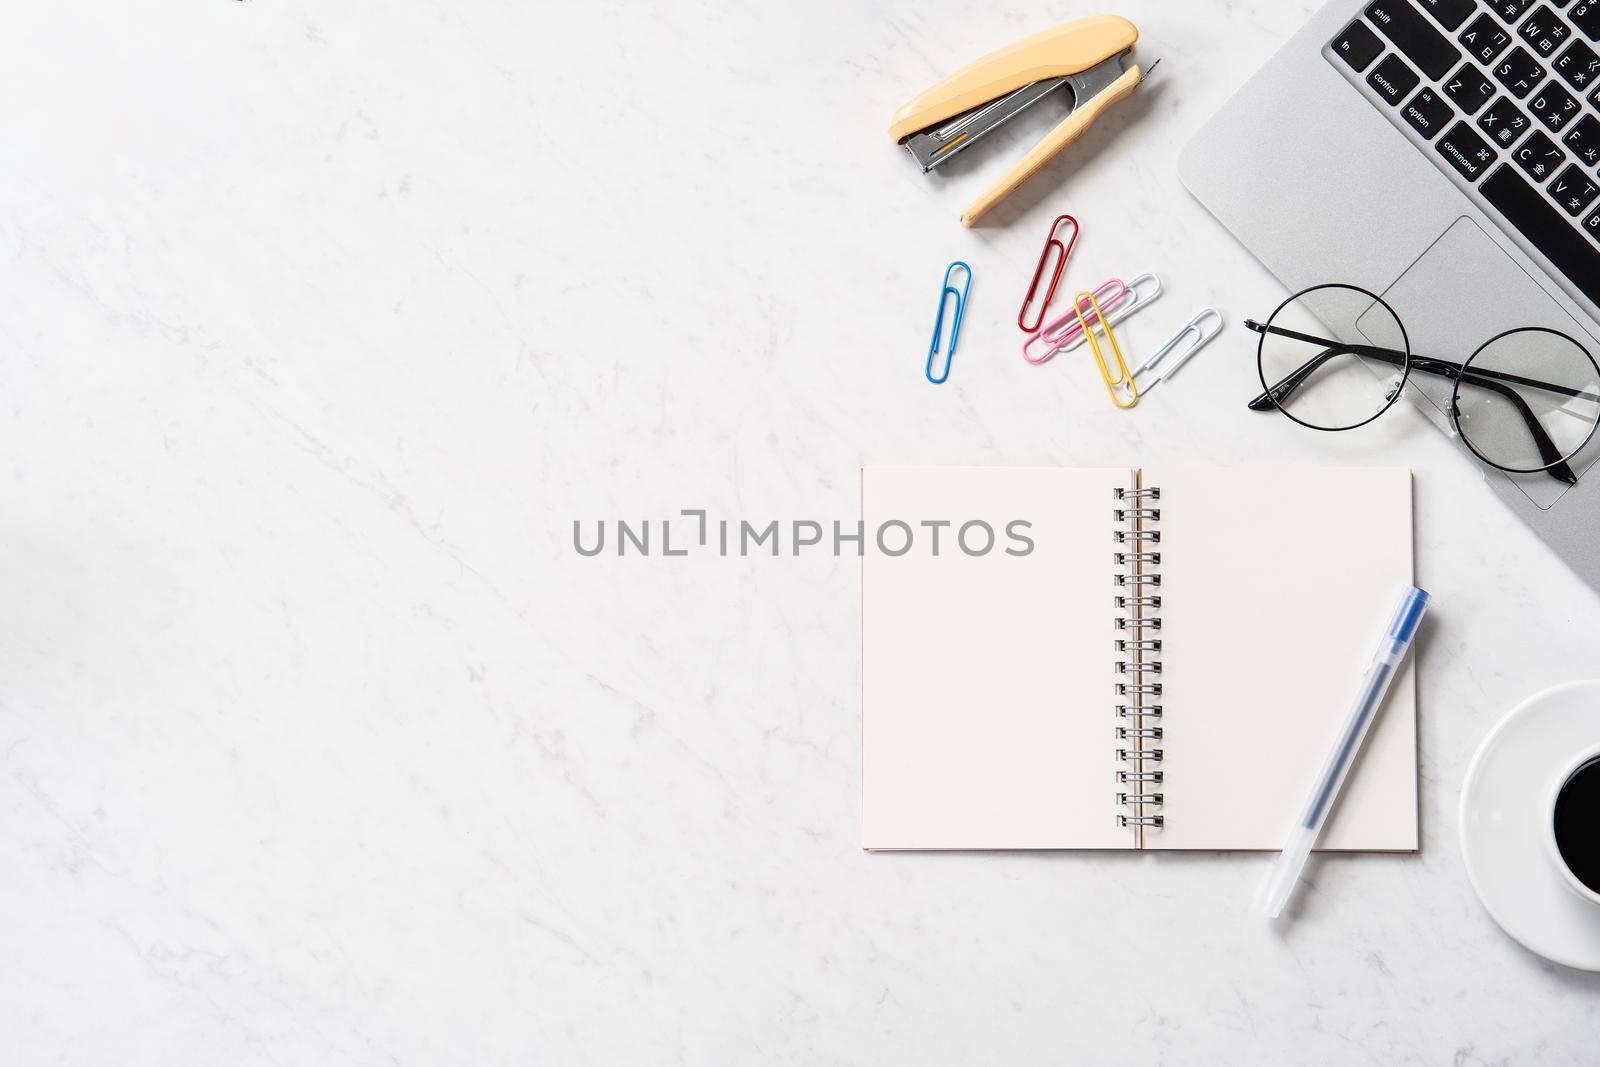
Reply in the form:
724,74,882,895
925,261,971,384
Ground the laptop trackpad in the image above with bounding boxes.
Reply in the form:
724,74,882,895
1358,216,1600,510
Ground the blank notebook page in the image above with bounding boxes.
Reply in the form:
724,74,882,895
1145,465,1417,851
860,465,1417,852
861,466,1131,849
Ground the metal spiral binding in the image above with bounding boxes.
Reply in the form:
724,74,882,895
1114,482,1163,834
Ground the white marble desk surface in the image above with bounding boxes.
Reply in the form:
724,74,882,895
4,0,1599,1062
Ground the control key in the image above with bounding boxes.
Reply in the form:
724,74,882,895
1368,53,1423,104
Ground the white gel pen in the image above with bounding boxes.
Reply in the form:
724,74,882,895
1257,585,1430,919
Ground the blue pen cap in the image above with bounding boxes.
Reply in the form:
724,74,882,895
1386,586,1430,646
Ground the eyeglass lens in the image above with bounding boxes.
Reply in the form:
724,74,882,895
1257,285,1407,432
1454,328,1600,474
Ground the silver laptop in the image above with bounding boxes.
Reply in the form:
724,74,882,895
1181,0,1600,588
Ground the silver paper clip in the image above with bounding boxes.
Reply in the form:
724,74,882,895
1131,308,1224,391
926,261,971,384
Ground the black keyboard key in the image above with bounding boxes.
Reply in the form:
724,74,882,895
1368,53,1423,103
1520,6,1574,53
1461,12,1516,61
1418,0,1478,28
1554,0,1576,8
1444,62,1498,111
1531,81,1583,129
1479,95,1534,144
1573,1,1600,38
1584,206,1600,241
1514,129,1568,178
1565,113,1600,166
1333,19,1387,71
1551,162,1600,212
1367,1,1464,77
1481,164,1600,305
1490,0,1534,20
1493,45,1548,94
1554,38,1600,88
1402,86,1457,136
1437,120,1501,178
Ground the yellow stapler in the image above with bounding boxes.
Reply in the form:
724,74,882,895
889,14,1148,227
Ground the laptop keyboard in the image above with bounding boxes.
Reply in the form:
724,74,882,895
1328,0,1600,309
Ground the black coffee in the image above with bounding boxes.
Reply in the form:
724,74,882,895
1554,756,1600,895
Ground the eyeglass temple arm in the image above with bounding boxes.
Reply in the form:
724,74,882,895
1246,321,1600,402
1246,330,1578,485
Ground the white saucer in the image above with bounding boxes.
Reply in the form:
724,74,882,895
1460,679,1600,971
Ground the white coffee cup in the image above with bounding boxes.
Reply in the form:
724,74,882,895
1546,743,1600,907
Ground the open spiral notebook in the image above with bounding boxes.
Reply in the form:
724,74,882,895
860,465,1418,851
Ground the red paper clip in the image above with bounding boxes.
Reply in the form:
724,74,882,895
1017,214,1079,333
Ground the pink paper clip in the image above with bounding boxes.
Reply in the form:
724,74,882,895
1022,278,1127,365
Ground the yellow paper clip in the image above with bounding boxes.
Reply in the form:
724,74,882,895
1073,289,1138,409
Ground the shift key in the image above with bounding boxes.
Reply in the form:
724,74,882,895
1436,120,1497,180
1366,1,1462,79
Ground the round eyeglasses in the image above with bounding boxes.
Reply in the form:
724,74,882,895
1246,283,1600,484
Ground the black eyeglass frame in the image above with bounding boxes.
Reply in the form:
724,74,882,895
1246,283,1600,485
